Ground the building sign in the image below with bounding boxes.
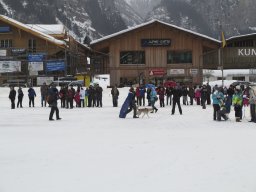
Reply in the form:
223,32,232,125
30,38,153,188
149,68,166,76
190,69,198,75
238,48,256,57
141,39,171,47
0,49,7,56
37,77,54,86
28,54,44,62
0,61,21,73
28,62,44,72
46,60,65,72
0,56,14,60
11,48,26,55
169,69,185,75
0,26,11,33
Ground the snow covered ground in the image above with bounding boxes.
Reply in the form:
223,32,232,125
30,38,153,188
0,87,256,192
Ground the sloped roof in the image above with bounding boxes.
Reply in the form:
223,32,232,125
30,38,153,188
91,20,220,45
226,33,256,41
26,24,65,35
0,15,66,48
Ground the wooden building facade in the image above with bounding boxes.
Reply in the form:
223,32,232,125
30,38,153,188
0,15,91,85
90,20,220,86
203,34,256,70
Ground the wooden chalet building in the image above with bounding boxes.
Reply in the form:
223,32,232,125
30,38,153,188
90,20,220,86
203,33,256,70
0,15,91,86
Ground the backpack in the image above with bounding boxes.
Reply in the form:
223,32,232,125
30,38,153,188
46,95,54,104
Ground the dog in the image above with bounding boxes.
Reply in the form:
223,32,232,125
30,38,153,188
136,107,154,118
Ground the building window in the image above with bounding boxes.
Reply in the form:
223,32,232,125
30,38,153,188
0,39,12,48
167,51,192,64
233,40,253,47
28,39,36,52
120,51,145,64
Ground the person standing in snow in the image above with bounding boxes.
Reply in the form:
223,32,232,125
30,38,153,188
150,87,158,113
79,87,85,108
40,82,48,107
232,86,243,122
171,85,182,115
200,84,208,109
48,84,61,121
28,86,36,107
206,83,212,105
17,87,24,108
111,85,119,107
9,86,16,109
212,87,224,121
188,85,194,105
248,86,256,123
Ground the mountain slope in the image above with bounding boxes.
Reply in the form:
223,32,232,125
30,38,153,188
0,0,142,42
0,0,255,42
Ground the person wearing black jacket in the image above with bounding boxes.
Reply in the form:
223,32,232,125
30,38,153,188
17,87,24,108
206,83,212,105
201,85,208,109
111,85,119,107
171,85,182,115
9,86,16,109
95,84,103,107
87,85,94,107
48,84,61,121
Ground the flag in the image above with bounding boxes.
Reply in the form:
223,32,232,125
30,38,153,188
221,32,226,48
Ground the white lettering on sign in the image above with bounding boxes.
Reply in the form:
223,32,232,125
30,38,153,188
238,48,256,57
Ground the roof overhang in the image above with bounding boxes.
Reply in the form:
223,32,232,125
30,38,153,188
0,15,66,49
91,20,220,45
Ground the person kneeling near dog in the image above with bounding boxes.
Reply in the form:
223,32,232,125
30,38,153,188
126,87,139,118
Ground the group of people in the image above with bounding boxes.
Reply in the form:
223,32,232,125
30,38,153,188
211,84,256,122
8,85,36,109
8,83,61,121
8,81,256,122
122,82,256,123
123,84,184,118
58,84,103,109
8,82,104,121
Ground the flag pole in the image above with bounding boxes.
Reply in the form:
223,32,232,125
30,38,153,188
221,32,226,87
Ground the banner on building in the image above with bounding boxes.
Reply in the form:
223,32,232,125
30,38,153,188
37,76,54,86
28,54,44,62
149,68,166,76
169,69,185,75
11,48,26,56
141,39,171,47
0,49,7,56
0,61,21,73
190,69,198,76
46,60,65,72
28,62,44,72
0,26,11,33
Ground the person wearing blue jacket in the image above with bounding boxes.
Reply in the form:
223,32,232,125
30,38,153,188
150,87,158,113
212,87,224,120
28,86,36,107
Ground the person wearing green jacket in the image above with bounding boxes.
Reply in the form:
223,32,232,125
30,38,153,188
232,86,243,122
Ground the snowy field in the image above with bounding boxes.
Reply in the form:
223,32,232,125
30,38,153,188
0,86,256,192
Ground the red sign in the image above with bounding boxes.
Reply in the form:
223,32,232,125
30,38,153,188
149,68,166,76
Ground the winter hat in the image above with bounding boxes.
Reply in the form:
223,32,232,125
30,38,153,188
236,85,241,90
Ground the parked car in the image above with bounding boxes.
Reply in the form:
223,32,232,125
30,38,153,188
68,80,84,87
230,81,251,87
